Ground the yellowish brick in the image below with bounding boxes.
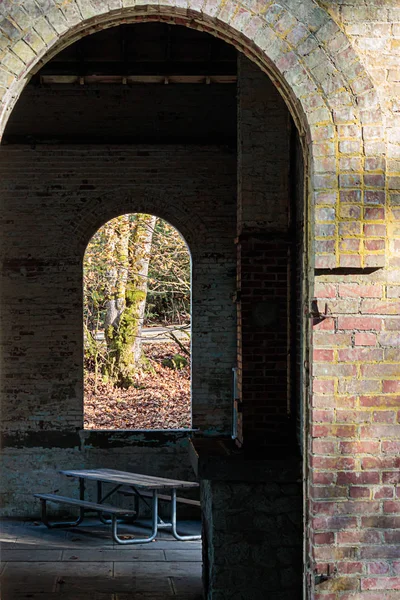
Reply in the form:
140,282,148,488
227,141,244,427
12,39,37,64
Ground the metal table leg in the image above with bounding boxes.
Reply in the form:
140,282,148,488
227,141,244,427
97,480,110,524
40,498,85,529
112,490,159,545
40,478,85,529
170,489,201,541
96,482,137,524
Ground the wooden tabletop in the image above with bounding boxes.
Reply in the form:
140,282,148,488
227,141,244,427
59,468,199,490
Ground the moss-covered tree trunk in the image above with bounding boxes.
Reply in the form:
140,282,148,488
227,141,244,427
104,214,156,387
104,214,130,341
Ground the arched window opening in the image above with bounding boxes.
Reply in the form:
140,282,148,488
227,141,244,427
83,213,191,430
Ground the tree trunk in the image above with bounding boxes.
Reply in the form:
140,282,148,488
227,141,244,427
128,214,157,366
104,214,156,387
104,214,130,338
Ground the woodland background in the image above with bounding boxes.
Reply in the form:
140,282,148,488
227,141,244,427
83,214,191,430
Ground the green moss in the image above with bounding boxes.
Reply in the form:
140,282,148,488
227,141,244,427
141,354,155,374
103,283,149,387
102,214,156,388
125,287,146,305
162,354,188,370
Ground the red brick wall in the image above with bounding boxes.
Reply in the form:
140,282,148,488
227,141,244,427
310,276,400,596
238,237,292,446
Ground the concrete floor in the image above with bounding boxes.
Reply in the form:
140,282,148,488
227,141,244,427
0,518,202,599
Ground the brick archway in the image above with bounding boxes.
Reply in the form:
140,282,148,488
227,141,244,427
0,0,385,269
73,190,210,260
0,0,397,596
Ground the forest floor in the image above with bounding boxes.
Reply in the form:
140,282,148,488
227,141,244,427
84,342,191,430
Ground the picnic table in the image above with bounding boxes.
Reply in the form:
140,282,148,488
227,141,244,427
34,468,200,545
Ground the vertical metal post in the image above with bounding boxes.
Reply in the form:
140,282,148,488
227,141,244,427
97,480,102,503
79,477,85,520
151,490,159,538
79,478,85,500
96,479,108,524
170,489,201,541
112,490,159,544
40,498,84,528
41,499,48,524
171,488,177,532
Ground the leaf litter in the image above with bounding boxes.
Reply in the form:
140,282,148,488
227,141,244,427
84,342,190,430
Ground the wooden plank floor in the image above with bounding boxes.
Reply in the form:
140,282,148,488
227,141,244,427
0,518,203,599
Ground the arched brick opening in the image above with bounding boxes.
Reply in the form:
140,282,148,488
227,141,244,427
78,196,213,435
72,191,210,260
0,0,386,269
82,209,193,431
0,3,389,598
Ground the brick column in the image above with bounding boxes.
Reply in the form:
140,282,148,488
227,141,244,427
237,55,292,448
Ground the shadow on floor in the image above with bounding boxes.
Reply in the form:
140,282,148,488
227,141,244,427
0,518,203,599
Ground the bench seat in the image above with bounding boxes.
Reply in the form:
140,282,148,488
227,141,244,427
34,493,136,516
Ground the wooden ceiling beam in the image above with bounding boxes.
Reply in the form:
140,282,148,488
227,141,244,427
38,61,236,77
38,74,237,85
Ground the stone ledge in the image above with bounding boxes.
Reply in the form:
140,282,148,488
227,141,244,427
0,429,197,450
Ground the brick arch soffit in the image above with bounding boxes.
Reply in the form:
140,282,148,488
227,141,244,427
63,190,205,262
0,1,385,268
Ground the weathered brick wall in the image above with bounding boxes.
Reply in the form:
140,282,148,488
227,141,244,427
237,55,293,446
1,1,400,598
238,56,290,233
294,125,306,448
322,1,399,249
307,3,400,598
0,143,236,514
309,274,400,597
0,0,387,271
